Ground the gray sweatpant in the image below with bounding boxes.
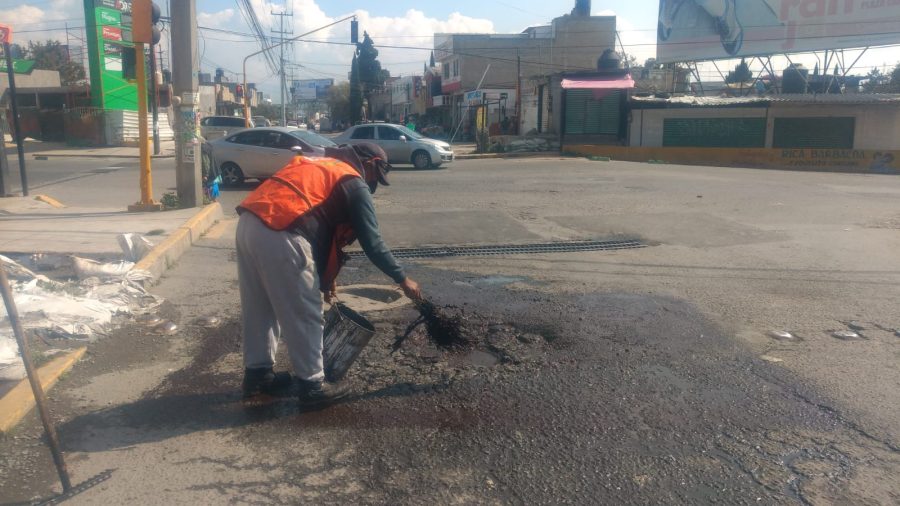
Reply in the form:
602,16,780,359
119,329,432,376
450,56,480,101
236,212,325,381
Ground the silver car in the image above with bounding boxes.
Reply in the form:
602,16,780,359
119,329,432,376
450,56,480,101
333,123,454,169
200,115,253,140
210,127,337,185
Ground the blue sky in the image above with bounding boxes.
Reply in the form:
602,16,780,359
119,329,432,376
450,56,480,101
5,1,898,98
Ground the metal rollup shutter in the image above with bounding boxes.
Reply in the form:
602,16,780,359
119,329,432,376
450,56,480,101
662,118,767,148
566,90,621,135
773,117,855,149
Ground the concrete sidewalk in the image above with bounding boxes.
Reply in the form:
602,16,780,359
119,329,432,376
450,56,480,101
0,195,222,281
4,136,175,159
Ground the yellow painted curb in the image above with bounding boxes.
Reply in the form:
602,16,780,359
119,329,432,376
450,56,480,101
34,194,66,209
0,347,87,433
133,202,223,282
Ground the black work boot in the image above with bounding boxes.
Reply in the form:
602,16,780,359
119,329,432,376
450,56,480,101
242,368,293,398
298,379,350,407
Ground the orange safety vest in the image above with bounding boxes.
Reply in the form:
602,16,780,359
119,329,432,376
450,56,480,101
238,156,362,290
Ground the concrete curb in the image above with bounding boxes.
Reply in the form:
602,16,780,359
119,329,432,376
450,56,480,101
455,152,560,160
134,202,224,284
0,347,87,434
33,194,66,208
32,153,175,159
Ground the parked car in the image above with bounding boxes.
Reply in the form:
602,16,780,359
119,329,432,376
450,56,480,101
210,127,337,185
252,116,272,127
333,123,454,169
200,116,253,140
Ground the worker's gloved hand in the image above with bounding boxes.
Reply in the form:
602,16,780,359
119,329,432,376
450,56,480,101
324,281,338,305
399,277,422,302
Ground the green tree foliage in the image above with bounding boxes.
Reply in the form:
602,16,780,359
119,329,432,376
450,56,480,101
725,59,753,84
327,81,351,124
26,40,86,85
357,32,386,96
862,64,900,93
349,52,363,124
252,102,279,120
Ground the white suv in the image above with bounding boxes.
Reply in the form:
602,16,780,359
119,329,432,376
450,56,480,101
333,123,454,169
200,116,253,140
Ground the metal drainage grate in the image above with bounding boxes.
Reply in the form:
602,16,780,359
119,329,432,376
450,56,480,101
348,238,647,260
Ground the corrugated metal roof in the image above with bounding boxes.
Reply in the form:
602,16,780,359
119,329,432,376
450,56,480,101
631,94,900,107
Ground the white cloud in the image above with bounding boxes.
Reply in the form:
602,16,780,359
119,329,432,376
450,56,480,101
198,9,236,27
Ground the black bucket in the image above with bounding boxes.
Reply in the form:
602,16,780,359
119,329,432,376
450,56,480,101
323,303,376,382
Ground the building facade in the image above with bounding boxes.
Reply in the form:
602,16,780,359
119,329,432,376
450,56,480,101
434,8,616,140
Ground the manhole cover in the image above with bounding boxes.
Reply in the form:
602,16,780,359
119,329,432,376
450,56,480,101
347,238,647,260
337,284,410,312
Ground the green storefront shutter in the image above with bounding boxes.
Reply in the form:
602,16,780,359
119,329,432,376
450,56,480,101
566,90,621,136
773,117,855,149
663,117,767,148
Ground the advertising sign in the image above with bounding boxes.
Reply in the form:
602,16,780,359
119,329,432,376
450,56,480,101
657,0,900,63
291,79,333,101
84,1,138,110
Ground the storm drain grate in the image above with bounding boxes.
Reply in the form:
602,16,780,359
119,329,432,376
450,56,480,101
348,238,647,260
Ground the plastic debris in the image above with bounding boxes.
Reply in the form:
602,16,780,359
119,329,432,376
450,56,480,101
154,321,179,335
0,255,163,382
195,316,221,328
760,355,784,363
72,257,134,281
767,330,796,341
117,233,155,262
137,314,164,327
843,320,866,331
832,330,863,340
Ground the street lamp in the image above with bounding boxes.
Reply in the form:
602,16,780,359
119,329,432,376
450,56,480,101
242,15,356,127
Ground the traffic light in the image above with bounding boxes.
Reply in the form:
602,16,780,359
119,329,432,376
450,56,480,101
123,46,137,80
351,19,358,44
132,0,162,45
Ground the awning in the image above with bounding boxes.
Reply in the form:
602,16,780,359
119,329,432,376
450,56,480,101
561,75,635,90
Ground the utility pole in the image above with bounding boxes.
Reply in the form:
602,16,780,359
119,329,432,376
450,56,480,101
243,15,356,127
515,49,522,135
171,0,203,208
271,7,293,126
2,30,29,196
150,42,160,155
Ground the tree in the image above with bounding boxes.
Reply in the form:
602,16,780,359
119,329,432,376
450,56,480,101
349,52,363,124
725,59,752,84
252,102,279,120
356,32,388,100
890,63,900,91
326,81,351,125
26,40,86,85
617,52,637,69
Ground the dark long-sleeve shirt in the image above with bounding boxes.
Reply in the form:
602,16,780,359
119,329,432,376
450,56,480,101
290,177,405,284
343,179,406,283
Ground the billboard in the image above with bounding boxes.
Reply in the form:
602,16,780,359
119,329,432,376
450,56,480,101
292,79,333,101
657,0,900,63
84,0,138,110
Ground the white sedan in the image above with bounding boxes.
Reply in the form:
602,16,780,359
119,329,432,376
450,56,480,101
210,127,337,185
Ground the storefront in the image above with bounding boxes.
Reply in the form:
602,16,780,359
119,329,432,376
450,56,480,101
559,72,635,146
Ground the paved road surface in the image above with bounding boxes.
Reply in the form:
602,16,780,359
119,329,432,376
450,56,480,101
1,158,898,503
3,156,175,207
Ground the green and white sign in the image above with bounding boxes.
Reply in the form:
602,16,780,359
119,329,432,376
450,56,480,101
83,0,138,110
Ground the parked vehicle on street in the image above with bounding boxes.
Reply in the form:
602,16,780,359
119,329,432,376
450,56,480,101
210,127,337,185
333,123,454,169
200,116,253,140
